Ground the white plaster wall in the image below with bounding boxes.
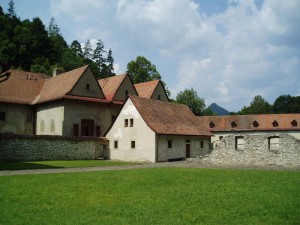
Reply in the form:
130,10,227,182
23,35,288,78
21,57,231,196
158,135,211,161
211,131,300,148
36,101,64,135
106,99,156,162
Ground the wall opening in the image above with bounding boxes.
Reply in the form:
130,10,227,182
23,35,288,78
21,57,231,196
235,136,244,150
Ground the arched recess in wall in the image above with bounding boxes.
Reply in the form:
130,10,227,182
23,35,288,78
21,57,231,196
50,119,55,133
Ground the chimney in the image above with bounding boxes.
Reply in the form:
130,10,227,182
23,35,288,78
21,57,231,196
53,68,64,77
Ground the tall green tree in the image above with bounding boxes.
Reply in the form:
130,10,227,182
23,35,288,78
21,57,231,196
273,95,300,113
176,88,206,116
47,17,60,36
93,38,106,73
7,0,16,18
105,48,115,76
70,40,83,58
83,39,93,60
238,95,272,115
126,55,170,96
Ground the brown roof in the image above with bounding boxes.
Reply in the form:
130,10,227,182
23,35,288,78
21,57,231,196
130,95,211,136
0,69,49,104
134,80,160,98
36,65,89,104
197,114,300,131
98,74,127,101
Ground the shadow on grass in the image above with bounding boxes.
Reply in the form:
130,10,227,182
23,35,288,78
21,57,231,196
0,162,64,171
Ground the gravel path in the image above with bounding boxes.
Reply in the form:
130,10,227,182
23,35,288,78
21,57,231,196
0,161,299,176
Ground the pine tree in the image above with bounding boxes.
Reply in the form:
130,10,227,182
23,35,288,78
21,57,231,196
93,38,106,71
70,40,83,57
83,39,93,60
7,0,16,18
48,17,60,36
106,48,115,77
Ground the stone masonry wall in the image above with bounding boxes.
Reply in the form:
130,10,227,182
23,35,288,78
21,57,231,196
0,134,108,161
187,133,300,168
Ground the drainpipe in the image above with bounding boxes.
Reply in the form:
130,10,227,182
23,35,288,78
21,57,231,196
155,134,160,163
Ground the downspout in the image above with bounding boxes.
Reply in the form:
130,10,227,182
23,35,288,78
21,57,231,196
155,134,160,163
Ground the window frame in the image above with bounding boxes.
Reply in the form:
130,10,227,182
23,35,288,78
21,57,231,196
130,118,134,127
114,140,118,149
131,140,136,149
124,119,128,127
167,140,172,149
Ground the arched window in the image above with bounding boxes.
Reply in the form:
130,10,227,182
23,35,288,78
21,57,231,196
253,120,259,128
231,121,237,128
272,120,279,127
209,122,215,128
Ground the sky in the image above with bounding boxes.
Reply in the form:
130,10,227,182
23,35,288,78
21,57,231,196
1,0,299,112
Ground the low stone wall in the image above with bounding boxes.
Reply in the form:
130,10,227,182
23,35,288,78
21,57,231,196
0,134,108,161
187,134,300,168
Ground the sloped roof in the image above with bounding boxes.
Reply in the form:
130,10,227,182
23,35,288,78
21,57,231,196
98,74,127,101
130,95,211,136
134,80,160,99
36,65,89,104
0,69,49,104
197,114,300,131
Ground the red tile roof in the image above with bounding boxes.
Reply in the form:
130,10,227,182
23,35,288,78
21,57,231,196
0,69,49,104
130,95,211,136
134,80,160,99
98,74,127,101
36,65,89,103
197,114,300,131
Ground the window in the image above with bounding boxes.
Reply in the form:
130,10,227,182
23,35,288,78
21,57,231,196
200,141,204,148
124,119,128,127
158,95,161,100
235,136,244,150
86,83,90,90
231,121,237,128
114,141,118,149
219,136,223,140
131,141,136,149
125,90,129,96
73,124,79,136
96,126,101,137
209,122,215,128
168,140,172,148
130,119,134,127
253,120,259,128
0,112,5,121
291,120,298,127
272,120,279,127
269,136,279,150
81,119,94,136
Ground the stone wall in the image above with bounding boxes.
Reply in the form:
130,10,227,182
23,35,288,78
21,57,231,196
187,133,300,168
0,134,108,161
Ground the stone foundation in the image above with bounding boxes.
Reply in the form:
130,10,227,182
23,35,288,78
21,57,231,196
0,134,108,161
187,134,300,168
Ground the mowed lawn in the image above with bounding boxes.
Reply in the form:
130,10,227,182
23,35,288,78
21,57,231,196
0,168,300,225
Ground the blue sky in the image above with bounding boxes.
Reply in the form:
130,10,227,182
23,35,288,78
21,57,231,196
0,0,299,112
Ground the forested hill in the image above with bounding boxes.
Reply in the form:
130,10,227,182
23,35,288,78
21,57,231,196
209,103,229,115
0,2,115,79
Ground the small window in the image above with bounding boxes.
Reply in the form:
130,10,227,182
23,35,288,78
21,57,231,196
125,90,128,96
253,120,259,128
0,112,6,121
168,140,172,148
272,120,279,127
131,141,135,149
209,122,215,128
96,125,101,137
73,124,79,136
114,141,118,149
291,120,297,127
219,136,223,140
86,83,90,90
158,95,161,100
231,121,237,128
200,141,204,148
124,119,128,127
130,119,134,127
235,136,244,150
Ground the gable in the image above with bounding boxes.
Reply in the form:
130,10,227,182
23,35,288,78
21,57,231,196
113,75,138,101
68,67,105,99
150,81,169,101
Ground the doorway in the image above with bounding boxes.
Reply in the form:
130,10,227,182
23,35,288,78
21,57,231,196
186,141,191,158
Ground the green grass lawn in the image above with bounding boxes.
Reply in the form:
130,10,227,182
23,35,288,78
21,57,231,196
0,168,299,225
0,160,139,170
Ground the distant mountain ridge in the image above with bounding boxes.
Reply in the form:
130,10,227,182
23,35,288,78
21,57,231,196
209,103,229,116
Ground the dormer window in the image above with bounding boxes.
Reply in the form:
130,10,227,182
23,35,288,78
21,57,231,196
125,90,128,96
209,122,215,128
231,121,237,128
291,120,298,127
253,121,259,128
272,120,279,127
158,95,161,100
86,83,90,90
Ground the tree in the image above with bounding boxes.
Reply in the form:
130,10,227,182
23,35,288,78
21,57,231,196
7,0,16,18
83,39,93,60
238,95,271,115
93,38,106,74
106,48,115,76
47,17,60,37
176,88,206,116
273,95,300,113
70,40,83,58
